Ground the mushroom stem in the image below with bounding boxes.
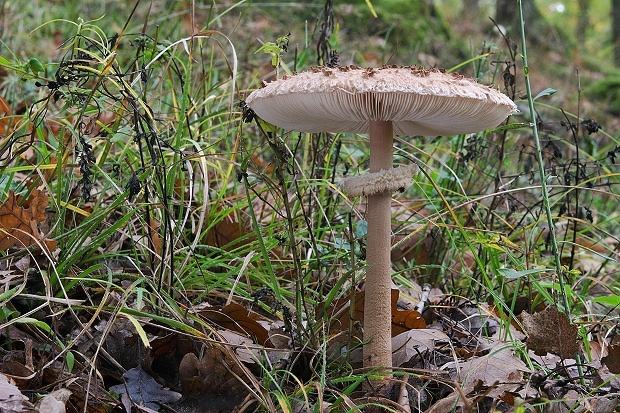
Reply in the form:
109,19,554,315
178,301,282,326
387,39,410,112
363,120,394,374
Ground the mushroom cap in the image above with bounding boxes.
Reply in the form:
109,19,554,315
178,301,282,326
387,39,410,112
246,66,517,136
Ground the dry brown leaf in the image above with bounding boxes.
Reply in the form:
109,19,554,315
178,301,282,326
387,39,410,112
0,373,34,413
575,396,620,413
199,304,271,346
103,317,141,370
447,344,532,386
318,289,427,339
519,306,580,359
35,388,72,413
148,217,162,259
0,189,57,251
109,366,181,412
217,329,258,364
392,293,426,335
432,344,532,412
205,214,249,250
178,349,248,397
602,344,620,374
81,111,117,137
0,96,12,135
391,329,449,366
206,218,243,248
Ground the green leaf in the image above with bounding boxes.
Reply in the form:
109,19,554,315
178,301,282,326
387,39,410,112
26,57,45,75
256,117,277,133
121,313,151,349
0,305,18,322
592,295,620,307
355,220,367,239
65,351,75,373
275,33,290,49
333,237,351,251
119,308,207,338
0,56,13,67
16,317,53,332
0,285,21,302
497,268,551,279
533,88,557,101
255,42,280,56
490,122,532,133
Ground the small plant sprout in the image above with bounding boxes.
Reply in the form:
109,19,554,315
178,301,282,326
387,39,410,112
255,32,291,77
246,65,516,376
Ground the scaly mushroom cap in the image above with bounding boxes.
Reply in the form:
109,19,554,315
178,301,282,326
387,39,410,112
246,66,517,136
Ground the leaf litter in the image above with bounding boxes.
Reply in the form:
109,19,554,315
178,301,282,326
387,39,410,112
3,254,620,412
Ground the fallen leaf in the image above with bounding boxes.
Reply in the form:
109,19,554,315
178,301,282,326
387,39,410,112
602,345,620,374
392,300,426,335
81,111,116,137
200,304,271,346
205,211,249,250
434,343,532,411
391,329,449,366
109,366,181,412
103,317,141,370
217,329,258,364
35,388,72,413
519,306,580,359
0,96,11,135
446,343,532,386
0,189,57,251
178,348,249,397
0,373,34,413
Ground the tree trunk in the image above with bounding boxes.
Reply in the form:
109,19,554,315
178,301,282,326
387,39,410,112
576,0,589,45
495,0,564,49
614,0,620,66
496,0,544,32
495,0,517,32
462,0,479,20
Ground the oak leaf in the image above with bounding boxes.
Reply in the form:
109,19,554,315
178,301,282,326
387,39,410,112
519,306,580,359
0,189,57,251
179,349,248,396
109,366,181,412
602,345,620,374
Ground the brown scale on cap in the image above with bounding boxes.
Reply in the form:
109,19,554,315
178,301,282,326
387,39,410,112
362,67,376,78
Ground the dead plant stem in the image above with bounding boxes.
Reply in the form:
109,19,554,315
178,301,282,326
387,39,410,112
517,0,570,314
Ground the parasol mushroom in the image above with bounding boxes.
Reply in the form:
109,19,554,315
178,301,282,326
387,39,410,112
246,65,517,373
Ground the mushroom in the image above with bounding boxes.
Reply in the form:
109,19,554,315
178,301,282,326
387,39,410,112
246,65,517,374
